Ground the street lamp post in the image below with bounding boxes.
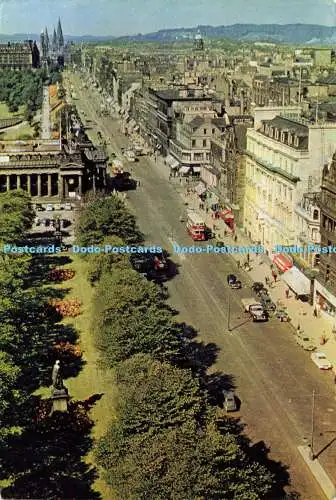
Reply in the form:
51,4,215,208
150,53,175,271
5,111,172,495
310,389,316,460
227,292,231,331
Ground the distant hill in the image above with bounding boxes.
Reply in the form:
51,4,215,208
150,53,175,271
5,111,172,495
1,24,336,45
116,24,336,45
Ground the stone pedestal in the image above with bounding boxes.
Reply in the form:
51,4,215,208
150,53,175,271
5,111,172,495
50,387,69,415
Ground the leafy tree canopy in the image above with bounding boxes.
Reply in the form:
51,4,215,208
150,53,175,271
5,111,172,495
76,195,143,246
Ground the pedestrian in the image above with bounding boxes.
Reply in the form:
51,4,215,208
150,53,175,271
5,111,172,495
234,234,238,242
247,252,250,263
206,206,209,213
237,259,240,268
285,288,290,299
313,306,317,317
180,178,182,184
265,276,269,286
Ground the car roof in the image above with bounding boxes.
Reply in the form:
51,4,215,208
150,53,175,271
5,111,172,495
223,390,235,397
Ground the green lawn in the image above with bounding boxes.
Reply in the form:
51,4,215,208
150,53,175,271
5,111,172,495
37,254,117,499
1,122,35,140
0,102,24,118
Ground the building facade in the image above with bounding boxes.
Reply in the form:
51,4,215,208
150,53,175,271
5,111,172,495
0,140,107,200
0,41,39,69
169,115,227,175
314,154,336,316
244,107,336,255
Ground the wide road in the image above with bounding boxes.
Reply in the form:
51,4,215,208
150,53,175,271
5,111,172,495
68,71,336,499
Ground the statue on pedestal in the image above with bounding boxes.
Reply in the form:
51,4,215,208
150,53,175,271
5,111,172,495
50,360,69,414
52,359,64,390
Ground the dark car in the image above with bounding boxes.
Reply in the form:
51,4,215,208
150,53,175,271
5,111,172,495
251,282,266,294
260,295,276,313
129,254,153,273
227,274,242,289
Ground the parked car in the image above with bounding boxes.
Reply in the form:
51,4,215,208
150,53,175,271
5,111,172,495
259,295,276,313
296,335,316,351
54,203,62,210
227,274,242,289
35,203,43,211
64,203,72,210
45,204,53,211
222,390,237,412
311,352,332,370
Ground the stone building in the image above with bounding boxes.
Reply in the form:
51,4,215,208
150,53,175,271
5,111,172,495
134,87,214,155
169,114,227,176
0,41,39,69
294,192,321,268
244,106,336,258
0,140,107,200
211,116,254,227
314,154,336,316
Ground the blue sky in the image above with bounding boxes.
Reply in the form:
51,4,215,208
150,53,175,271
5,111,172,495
1,0,336,36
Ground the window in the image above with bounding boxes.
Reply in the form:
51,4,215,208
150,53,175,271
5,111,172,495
203,139,207,147
313,209,319,220
295,137,299,147
204,129,207,134
191,139,196,147
212,128,215,134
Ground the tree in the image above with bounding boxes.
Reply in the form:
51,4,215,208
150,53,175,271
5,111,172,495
96,373,274,499
0,190,35,244
86,236,131,284
91,269,182,365
114,355,203,435
0,352,23,446
76,196,143,246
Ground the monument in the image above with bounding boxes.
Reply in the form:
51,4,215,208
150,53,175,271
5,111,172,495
50,359,69,414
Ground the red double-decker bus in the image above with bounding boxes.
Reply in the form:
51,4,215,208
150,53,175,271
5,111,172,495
186,210,206,241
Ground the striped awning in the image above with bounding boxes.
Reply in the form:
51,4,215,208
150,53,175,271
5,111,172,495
273,254,293,273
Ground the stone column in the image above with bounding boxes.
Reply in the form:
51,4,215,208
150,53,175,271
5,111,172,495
37,175,42,197
17,175,21,189
6,175,10,191
78,175,82,196
58,176,63,199
27,175,31,194
48,174,52,197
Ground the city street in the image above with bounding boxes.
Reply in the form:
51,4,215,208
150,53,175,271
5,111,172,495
67,71,336,499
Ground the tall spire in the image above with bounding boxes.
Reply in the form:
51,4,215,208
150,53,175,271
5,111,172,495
52,28,57,51
44,27,49,55
57,17,64,49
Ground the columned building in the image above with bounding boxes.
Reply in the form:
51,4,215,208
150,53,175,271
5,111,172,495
0,141,107,199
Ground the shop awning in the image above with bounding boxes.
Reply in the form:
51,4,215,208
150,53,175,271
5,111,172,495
282,266,311,296
273,254,293,273
219,209,234,220
195,183,207,195
192,166,201,173
179,166,191,174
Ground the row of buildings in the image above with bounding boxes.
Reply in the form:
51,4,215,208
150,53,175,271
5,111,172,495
66,39,336,321
83,40,336,323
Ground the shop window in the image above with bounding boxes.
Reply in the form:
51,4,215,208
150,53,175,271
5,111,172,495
204,129,207,134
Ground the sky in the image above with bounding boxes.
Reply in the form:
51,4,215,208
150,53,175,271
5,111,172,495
0,0,336,36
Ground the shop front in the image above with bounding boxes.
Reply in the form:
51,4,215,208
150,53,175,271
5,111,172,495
314,280,336,318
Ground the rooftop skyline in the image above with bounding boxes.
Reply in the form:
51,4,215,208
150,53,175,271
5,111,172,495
0,0,336,37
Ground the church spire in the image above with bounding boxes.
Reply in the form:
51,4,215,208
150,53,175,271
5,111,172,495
57,17,64,49
52,27,57,51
